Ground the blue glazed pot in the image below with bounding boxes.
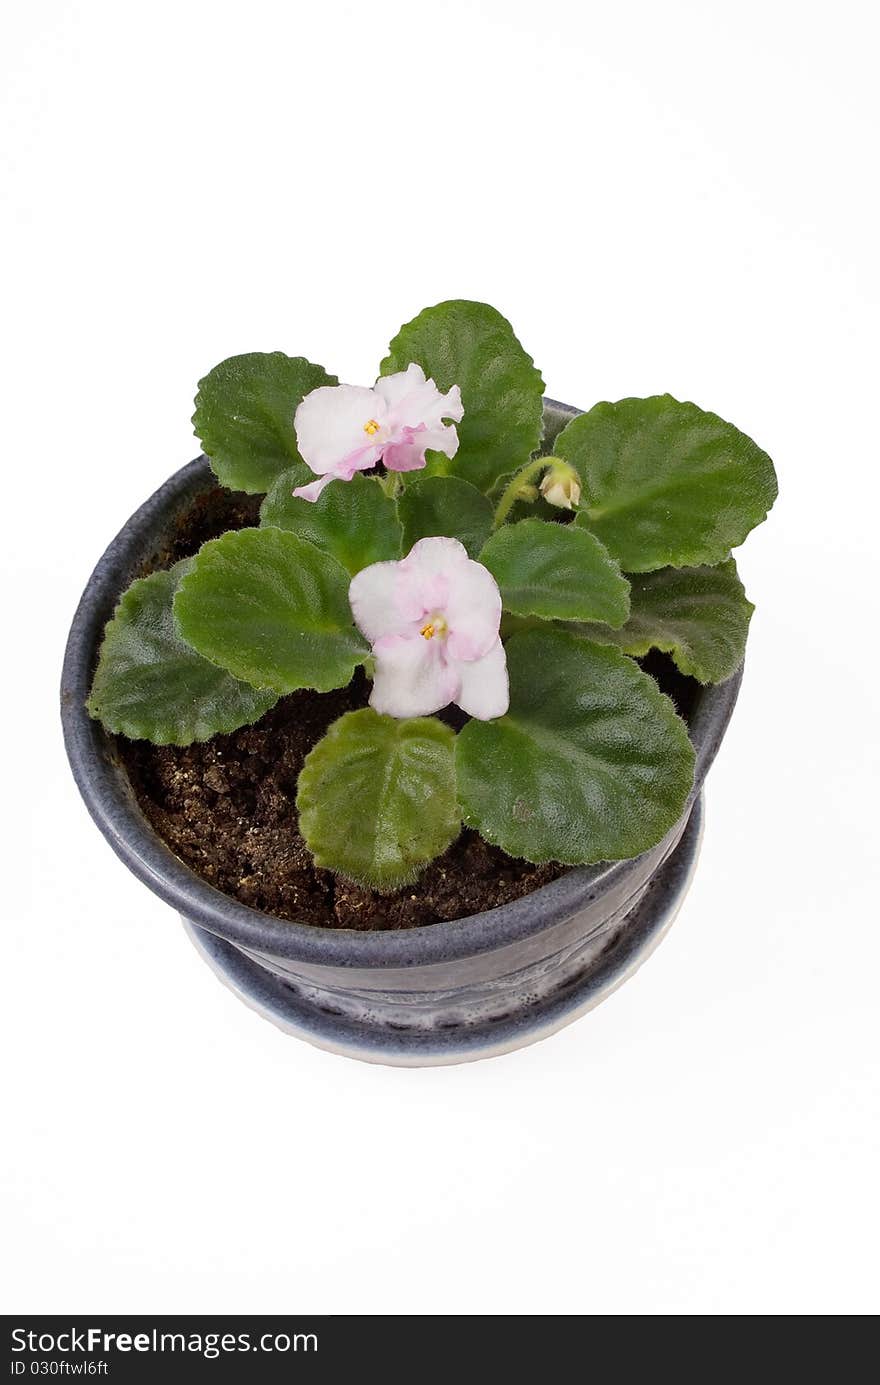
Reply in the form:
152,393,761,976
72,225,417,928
61,401,742,1066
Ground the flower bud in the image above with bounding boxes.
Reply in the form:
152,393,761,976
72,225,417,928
539,459,581,511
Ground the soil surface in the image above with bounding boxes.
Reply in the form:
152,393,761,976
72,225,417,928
121,671,567,929
116,481,697,931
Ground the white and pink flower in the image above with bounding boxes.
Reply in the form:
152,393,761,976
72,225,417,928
349,537,509,721
292,363,464,501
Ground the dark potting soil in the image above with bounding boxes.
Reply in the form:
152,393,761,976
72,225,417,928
116,482,697,931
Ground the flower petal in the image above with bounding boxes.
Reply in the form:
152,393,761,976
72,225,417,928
400,535,471,576
372,362,427,409
292,473,336,502
370,635,460,718
374,363,464,429
349,561,412,644
394,536,469,623
443,558,503,662
452,639,509,720
383,422,460,473
294,383,386,476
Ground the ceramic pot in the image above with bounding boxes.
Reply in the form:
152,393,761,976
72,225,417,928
61,401,742,1066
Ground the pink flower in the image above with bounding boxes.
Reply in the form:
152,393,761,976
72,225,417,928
349,537,509,721
292,363,464,501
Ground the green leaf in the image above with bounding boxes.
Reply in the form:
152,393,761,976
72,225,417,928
87,560,277,744
380,300,545,494
568,560,753,684
397,474,494,559
297,709,460,891
193,352,337,493
456,629,695,864
260,467,402,575
555,395,777,571
479,519,630,626
173,528,368,695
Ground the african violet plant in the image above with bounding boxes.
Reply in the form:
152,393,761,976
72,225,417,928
88,301,777,892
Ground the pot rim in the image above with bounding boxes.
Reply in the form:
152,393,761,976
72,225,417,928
60,399,742,970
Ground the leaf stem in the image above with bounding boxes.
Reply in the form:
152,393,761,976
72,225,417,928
378,472,401,500
492,457,550,529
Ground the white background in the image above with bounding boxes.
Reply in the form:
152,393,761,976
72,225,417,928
2,0,877,1316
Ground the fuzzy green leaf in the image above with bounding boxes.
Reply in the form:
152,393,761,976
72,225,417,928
397,474,494,558
479,519,630,626
193,352,337,493
556,395,777,571
297,709,460,891
86,560,277,744
380,300,544,494
456,629,695,863
569,560,753,684
260,467,402,574
173,528,368,695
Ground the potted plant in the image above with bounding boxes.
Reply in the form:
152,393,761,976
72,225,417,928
61,300,776,1065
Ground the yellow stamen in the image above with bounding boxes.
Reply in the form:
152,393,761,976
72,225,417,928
363,418,380,435
420,614,447,641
